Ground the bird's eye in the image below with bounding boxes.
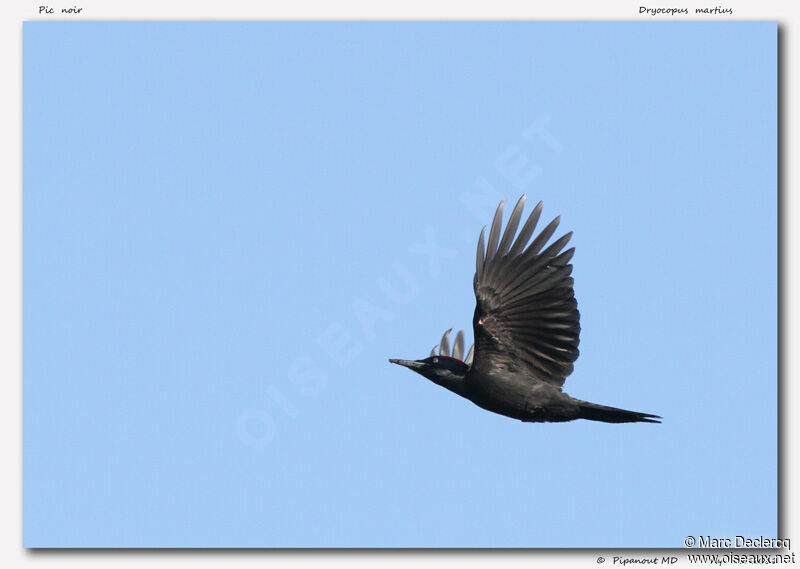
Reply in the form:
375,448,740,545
432,357,439,364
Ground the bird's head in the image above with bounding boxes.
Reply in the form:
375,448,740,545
389,355,469,393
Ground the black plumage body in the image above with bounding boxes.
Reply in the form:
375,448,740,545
390,196,660,424
464,363,580,423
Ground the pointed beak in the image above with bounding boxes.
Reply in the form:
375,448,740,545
388,358,425,371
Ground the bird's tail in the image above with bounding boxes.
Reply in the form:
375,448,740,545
577,401,661,424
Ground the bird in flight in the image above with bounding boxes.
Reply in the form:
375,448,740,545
390,196,660,424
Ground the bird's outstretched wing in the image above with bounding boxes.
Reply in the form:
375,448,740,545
430,328,474,366
471,196,580,387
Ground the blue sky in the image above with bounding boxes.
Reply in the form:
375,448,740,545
23,22,776,547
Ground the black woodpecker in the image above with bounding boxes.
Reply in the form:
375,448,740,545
390,196,661,424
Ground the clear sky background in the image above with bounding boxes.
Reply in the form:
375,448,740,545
23,22,776,547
